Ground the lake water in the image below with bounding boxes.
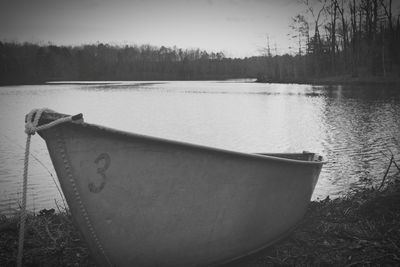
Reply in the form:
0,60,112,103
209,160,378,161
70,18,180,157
1,80,399,216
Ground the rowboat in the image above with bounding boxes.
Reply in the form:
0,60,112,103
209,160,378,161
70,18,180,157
34,111,324,267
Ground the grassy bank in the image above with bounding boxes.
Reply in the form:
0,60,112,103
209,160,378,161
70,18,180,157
0,208,94,267
229,179,400,266
1,178,400,266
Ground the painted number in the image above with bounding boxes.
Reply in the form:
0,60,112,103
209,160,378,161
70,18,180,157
88,153,110,193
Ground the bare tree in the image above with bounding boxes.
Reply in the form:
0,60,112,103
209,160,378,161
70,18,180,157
334,0,349,70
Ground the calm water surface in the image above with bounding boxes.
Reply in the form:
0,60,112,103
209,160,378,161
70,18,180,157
1,80,399,215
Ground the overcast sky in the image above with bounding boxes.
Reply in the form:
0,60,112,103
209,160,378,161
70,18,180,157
0,0,305,58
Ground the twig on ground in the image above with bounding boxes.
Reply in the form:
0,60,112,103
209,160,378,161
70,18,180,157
379,155,394,190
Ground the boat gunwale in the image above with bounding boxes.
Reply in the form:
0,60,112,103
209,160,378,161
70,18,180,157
61,120,326,166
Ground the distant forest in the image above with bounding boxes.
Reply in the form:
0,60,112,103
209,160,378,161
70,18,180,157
0,42,262,84
0,0,399,85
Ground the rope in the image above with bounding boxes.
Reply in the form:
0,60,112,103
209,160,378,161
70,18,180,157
17,108,82,267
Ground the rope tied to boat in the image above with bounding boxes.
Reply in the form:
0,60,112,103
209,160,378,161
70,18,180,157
17,108,83,267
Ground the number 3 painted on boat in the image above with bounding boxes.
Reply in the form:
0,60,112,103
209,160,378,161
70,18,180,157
88,153,110,193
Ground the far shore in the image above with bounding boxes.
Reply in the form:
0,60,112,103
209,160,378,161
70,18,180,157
256,74,400,86
1,75,400,87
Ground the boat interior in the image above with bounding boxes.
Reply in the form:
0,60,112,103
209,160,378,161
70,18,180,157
257,152,322,162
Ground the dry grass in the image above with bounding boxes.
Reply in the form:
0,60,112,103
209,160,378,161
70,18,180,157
228,179,400,266
0,209,94,267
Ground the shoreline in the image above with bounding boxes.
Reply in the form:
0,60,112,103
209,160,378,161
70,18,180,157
1,75,400,87
1,175,399,266
256,74,400,86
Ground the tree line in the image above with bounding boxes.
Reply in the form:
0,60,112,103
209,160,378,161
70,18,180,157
258,0,400,82
0,42,265,85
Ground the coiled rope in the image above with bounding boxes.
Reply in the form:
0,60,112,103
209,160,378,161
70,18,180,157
17,108,82,267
